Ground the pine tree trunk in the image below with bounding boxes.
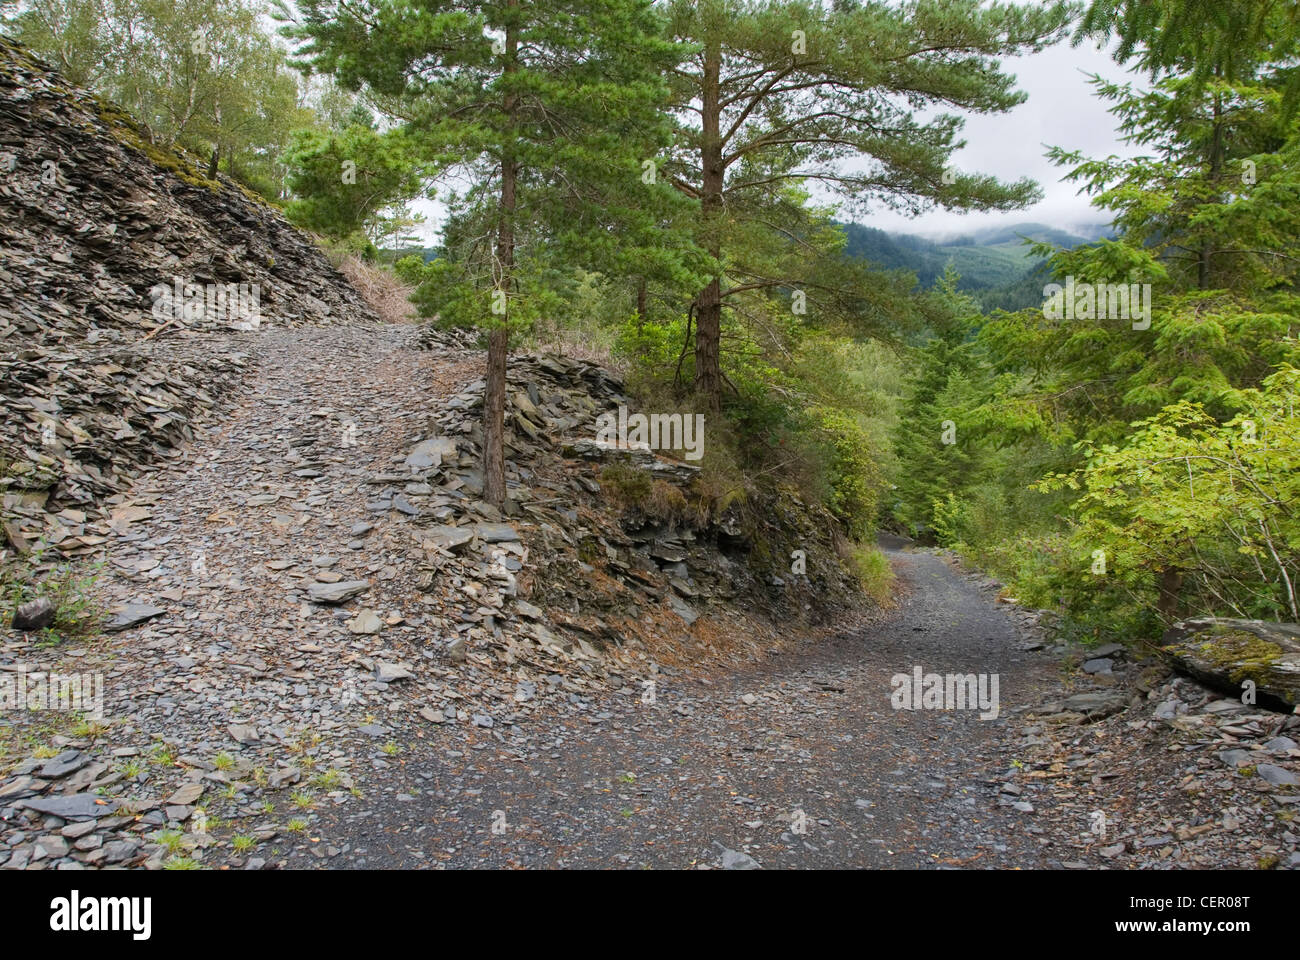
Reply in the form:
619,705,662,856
483,11,518,508
483,325,509,505
693,41,724,412
695,278,722,409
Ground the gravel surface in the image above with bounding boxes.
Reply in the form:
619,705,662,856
4,321,1296,871
283,543,1065,869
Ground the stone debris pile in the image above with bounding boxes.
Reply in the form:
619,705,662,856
408,332,864,672
970,563,1300,870
0,38,378,557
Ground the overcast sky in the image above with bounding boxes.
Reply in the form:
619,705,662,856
409,25,1143,244
862,34,1142,240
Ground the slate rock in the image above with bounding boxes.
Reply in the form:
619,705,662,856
1060,692,1126,719
1219,749,1253,768
347,609,383,635
474,522,519,543
1154,699,1183,720
308,580,369,604
424,525,474,552
34,835,69,859
1256,764,1299,786
40,749,87,779
1160,618,1300,708
19,794,117,819
514,599,543,620
104,602,167,632
166,782,204,805
268,768,301,789
12,597,55,631
60,820,98,840
102,839,140,863
1089,643,1126,660
375,661,413,683
405,436,458,471
668,594,698,625
714,843,761,870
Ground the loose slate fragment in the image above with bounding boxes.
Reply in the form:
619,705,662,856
423,525,474,552
104,602,167,632
474,522,519,543
307,580,369,605
20,794,118,820
12,597,55,631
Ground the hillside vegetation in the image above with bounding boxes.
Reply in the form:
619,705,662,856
841,220,1111,311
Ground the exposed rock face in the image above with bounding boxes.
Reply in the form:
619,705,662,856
0,37,373,341
1161,618,1300,710
412,332,867,646
0,37,377,556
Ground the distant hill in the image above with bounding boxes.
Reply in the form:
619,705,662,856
840,221,1111,311
378,245,442,264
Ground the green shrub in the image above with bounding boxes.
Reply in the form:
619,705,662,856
1033,366,1300,635
812,407,885,541
848,544,896,605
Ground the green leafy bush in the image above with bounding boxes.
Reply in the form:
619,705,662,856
1035,365,1300,632
812,407,884,542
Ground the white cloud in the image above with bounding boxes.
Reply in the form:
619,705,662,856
846,36,1144,238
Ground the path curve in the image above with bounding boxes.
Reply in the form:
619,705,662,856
3,322,1068,871
298,538,1064,869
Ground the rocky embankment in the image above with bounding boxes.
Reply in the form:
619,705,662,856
0,36,375,557
415,332,867,655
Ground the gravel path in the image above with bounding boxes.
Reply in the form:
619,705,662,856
290,541,1065,869
0,321,1101,870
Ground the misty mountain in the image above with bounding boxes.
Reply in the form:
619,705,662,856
841,221,1111,311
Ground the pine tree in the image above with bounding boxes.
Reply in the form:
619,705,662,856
990,0,1300,444
977,0,1300,626
282,124,424,242
285,0,683,505
662,0,1072,410
1075,0,1299,91
892,270,984,538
